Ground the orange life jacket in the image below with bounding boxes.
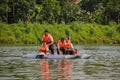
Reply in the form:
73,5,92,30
65,40,72,49
59,41,66,49
42,34,52,43
39,44,49,54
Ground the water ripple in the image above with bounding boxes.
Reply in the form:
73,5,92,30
0,46,120,80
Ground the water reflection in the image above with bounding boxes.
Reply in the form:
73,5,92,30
39,59,51,80
39,59,73,80
58,59,73,80
0,46,120,80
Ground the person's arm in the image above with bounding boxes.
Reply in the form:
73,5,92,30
41,36,43,43
71,43,74,49
48,36,54,46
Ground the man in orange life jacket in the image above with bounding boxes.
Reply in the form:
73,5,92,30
56,38,66,55
65,37,79,55
42,30,54,54
65,37,74,55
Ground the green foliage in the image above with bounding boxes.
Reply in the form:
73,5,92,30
0,22,16,44
116,25,120,33
0,22,120,45
0,0,120,24
105,0,120,23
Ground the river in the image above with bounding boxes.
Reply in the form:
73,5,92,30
0,46,120,80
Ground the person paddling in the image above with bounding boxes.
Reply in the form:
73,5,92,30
42,30,54,54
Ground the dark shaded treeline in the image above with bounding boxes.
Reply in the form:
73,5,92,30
0,0,120,24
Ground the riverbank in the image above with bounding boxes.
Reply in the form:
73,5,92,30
0,21,120,45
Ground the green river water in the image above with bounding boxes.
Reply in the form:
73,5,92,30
0,46,120,80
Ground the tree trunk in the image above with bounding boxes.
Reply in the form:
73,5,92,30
12,0,14,23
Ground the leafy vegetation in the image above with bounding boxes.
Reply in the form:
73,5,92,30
0,0,120,45
0,0,120,24
0,22,120,45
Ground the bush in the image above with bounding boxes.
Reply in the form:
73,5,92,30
0,22,120,45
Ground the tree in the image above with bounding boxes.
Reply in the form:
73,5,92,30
39,0,61,23
81,0,105,23
13,0,36,23
0,0,10,23
59,0,81,23
103,0,120,24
